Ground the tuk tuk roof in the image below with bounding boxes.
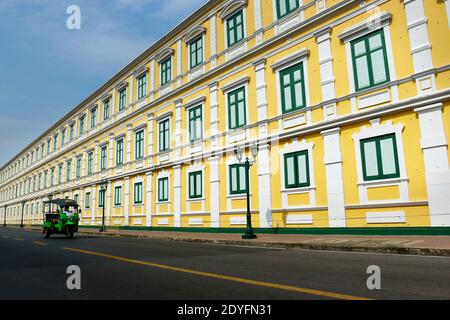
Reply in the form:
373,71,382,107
43,199,79,207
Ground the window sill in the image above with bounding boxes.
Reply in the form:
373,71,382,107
281,186,315,193
357,177,408,186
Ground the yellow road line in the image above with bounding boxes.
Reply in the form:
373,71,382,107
1,235,9,239
63,247,370,300
14,237,25,241
33,241,48,246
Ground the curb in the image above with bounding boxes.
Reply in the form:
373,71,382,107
76,229,450,257
19,227,450,257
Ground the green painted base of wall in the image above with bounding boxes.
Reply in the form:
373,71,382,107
8,225,450,236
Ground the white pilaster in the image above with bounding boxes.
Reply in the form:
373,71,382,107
253,0,263,44
124,177,130,226
106,181,112,225
315,27,337,120
147,113,154,165
445,0,450,28
258,144,272,228
108,133,114,173
126,124,132,170
175,99,183,159
253,58,268,134
146,172,153,227
150,59,155,100
415,103,450,226
210,14,217,68
321,128,346,227
91,185,96,224
209,155,220,227
173,164,181,227
403,0,436,95
176,40,182,86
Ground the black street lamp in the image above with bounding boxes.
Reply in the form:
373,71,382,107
100,179,108,232
20,201,25,228
235,143,258,240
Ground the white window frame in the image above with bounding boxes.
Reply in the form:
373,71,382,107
156,171,171,208
279,138,316,208
352,118,409,204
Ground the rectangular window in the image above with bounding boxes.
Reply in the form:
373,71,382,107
227,10,244,47
229,164,247,194
104,100,110,120
190,36,203,69
85,192,91,209
280,62,306,114
284,150,310,189
87,152,93,175
76,158,81,179
66,161,71,182
69,124,74,141
351,30,390,91
98,189,105,208
114,186,122,206
47,140,51,154
158,177,169,202
100,145,107,171
116,139,124,165
188,105,202,142
74,194,79,204
228,87,246,129
61,130,66,146
276,0,300,19
134,182,143,204
50,168,55,187
58,165,63,184
79,117,85,135
119,88,127,112
53,135,58,151
90,109,97,128
188,171,203,199
135,130,144,160
360,134,400,181
137,74,147,100
43,172,47,189
159,119,170,152
161,57,172,86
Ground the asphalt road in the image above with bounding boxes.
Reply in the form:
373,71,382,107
0,227,449,300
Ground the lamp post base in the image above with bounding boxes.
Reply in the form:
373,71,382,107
242,230,257,240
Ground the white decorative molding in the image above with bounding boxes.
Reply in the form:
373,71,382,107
220,75,250,92
220,0,248,20
189,218,203,226
357,90,391,109
183,25,207,44
338,11,392,42
155,48,175,64
230,216,246,225
286,214,313,225
133,65,149,78
366,211,406,224
209,155,220,227
271,48,309,71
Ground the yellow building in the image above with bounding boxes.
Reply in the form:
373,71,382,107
1,0,450,232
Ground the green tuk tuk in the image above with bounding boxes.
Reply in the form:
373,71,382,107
43,199,80,239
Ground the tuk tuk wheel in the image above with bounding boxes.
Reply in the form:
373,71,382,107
67,232,74,239
45,230,51,239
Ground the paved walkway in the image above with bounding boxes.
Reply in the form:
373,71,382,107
18,226,450,256
71,227,450,256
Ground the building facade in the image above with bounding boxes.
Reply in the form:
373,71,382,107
1,0,450,229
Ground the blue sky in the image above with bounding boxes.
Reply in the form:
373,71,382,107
0,0,206,168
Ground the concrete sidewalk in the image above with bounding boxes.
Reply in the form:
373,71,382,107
56,227,450,257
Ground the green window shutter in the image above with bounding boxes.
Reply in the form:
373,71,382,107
159,119,170,152
116,139,124,165
134,182,143,204
76,158,81,179
158,178,169,202
227,10,244,47
280,62,306,114
351,30,390,91
188,171,203,199
114,186,122,206
229,164,247,194
87,152,93,175
85,193,91,208
58,165,63,184
284,150,310,189
360,133,400,181
190,36,203,69
91,109,97,128
66,162,71,182
135,130,144,160
104,100,110,120
101,146,107,170
228,87,246,130
161,58,172,86
99,190,105,208
74,194,79,204
188,106,203,142
276,0,300,19
137,74,147,100
79,117,84,135
119,89,127,111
